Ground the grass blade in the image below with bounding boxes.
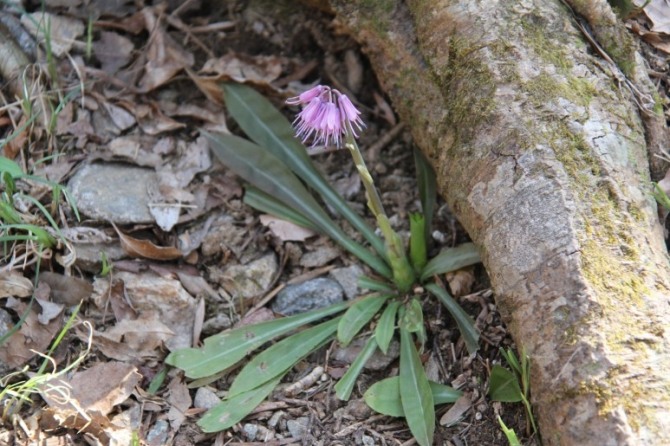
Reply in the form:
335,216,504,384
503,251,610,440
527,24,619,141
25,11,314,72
420,242,480,281
498,416,522,446
228,317,340,397
358,275,394,293
198,373,285,433
244,186,317,231
375,300,400,354
166,302,348,379
205,131,391,278
399,327,434,446
337,294,387,346
221,82,387,257
334,335,377,400
364,376,462,417
426,283,479,354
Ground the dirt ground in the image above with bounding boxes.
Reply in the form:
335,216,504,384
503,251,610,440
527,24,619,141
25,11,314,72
19,0,670,445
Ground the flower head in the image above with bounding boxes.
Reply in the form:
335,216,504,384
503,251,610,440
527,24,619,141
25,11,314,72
286,85,365,148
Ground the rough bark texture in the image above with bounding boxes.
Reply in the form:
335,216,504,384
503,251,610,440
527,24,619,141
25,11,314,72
329,1,670,444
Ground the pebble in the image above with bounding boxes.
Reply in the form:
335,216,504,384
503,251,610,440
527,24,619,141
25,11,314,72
286,417,309,439
193,387,220,410
299,246,340,268
146,420,169,446
68,163,157,224
243,423,259,441
329,265,364,300
0,309,14,376
220,253,277,299
201,313,232,335
272,278,344,315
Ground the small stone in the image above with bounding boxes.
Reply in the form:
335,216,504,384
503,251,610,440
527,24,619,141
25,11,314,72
146,420,169,446
194,387,220,410
329,265,364,300
268,410,285,428
272,278,344,315
361,434,376,446
346,398,372,420
299,246,340,268
243,423,259,441
286,417,309,439
68,163,158,224
0,309,14,375
333,337,400,371
201,313,232,335
220,253,277,299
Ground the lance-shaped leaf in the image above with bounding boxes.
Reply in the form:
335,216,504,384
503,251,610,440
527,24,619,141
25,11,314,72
364,376,462,417
244,186,317,231
166,302,348,379
337,294,388,346
425,283,479,354
375,300,400,354
221,82,386,257
228,317,340,397
198,372,285,432
420,242,481,282
334,335,377,401
399,327,434,446
204,131,391,278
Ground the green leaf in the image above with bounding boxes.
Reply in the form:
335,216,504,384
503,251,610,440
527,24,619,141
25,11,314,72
399,328,434,446
244,186,317,231
228,317,340,397
205,131,391,278
497,416,522,446
375,301,400,354
221,82,387,257
409,213,427,273
425,283,479,354
488,365,522,403
401,298,426,350
358,275,394,293
364,376,462,417
653,183,670,210
420,242,481,282
499,347,521,375
0,157,24,178
413,148,436,242
166,302,348,379
334,335,377,400
198,373,285,432
337,294,387,346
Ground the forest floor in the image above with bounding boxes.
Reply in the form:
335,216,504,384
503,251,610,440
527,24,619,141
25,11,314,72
5,0,670,445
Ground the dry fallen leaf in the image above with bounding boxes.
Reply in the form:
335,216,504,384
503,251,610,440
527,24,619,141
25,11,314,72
260,214,316,242
0,271,33,298
641,0,670,34
446,267,476,297
37,271,93,306
21,12,85,56
166,375,192,431
112,223,182,260
93,31,135,74
440,393,473,427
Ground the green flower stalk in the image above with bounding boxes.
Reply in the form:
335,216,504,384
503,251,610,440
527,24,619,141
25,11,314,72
287,85,415,292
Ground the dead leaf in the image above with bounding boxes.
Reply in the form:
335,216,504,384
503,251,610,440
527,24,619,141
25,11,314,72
199,52,283,86
109,136,162,167
38,271,93,306
0,271,33,298
39,361,140,444
94,31,135,74
93,317,175,361
446,267,476,297
0,296,63,367
642,0,670,34
21,12,85,56
149,204,181,232
138,7,194,91
439,393,473,427
134,102,186,135
112,223,182,260
36,299,64,324
260,215,316,242
166,376,192,431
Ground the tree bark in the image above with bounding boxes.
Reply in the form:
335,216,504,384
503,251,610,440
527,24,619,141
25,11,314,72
330,1,670,444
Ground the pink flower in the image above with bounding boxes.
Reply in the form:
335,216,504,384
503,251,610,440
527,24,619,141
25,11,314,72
286,85,365,148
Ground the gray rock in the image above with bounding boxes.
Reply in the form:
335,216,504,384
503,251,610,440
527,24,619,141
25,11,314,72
0,309,14,375
201,313,232,335
333,337,400,371
329,265,364,300
286,417,309,439
146,420,169,446
272,278,344,315
299,246,340,268
243,423,259,441
220,253,277,299
68,163,157,224
193,387,220,410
